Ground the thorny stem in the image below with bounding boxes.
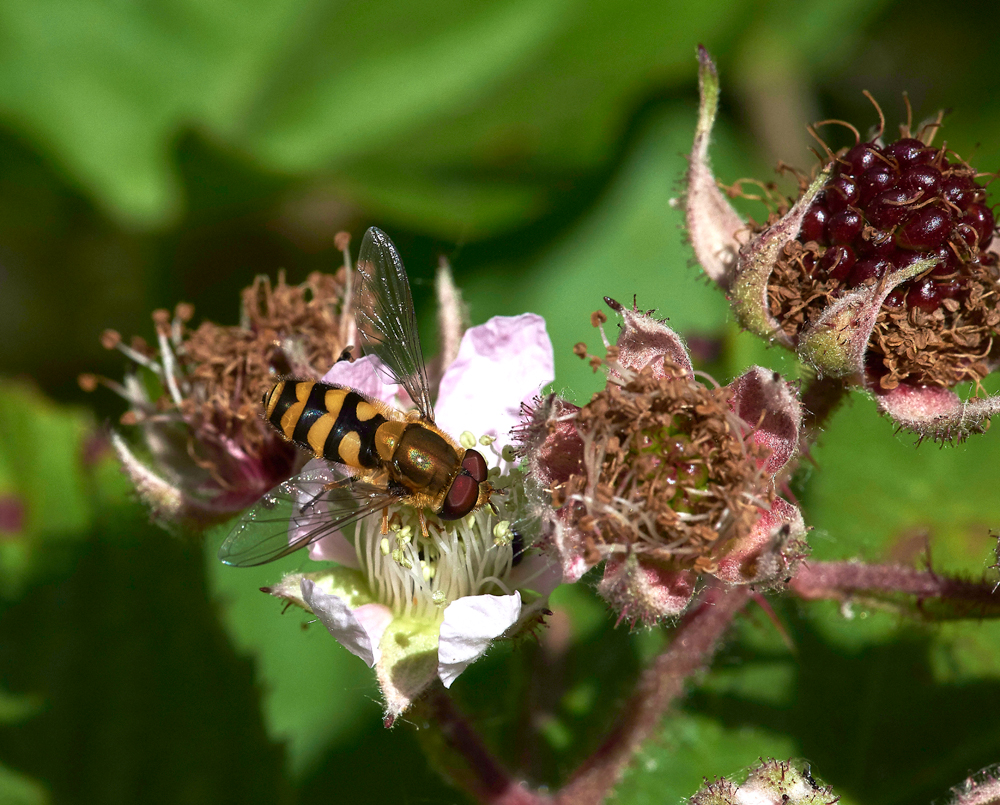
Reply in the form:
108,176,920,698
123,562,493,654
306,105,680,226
419,686,552,805
789,561,1000,619
798,374,849,452
554,583,752,805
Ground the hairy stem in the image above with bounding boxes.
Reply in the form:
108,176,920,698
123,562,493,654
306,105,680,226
554,583,752,805
789,560,1000,619
418,686,552,805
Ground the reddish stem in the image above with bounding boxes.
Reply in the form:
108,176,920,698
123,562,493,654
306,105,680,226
422,686,552,805
554,584,752,805
789,560,1000,618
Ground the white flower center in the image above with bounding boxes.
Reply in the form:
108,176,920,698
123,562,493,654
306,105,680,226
354,444,528,620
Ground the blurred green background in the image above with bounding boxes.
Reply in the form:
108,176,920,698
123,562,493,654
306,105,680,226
3,0,1000,803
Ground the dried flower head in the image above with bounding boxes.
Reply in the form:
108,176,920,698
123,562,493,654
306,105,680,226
689,759,837,805
685,46,1000,442
518,299,806,624
947,764,1000,805
83,237,357,526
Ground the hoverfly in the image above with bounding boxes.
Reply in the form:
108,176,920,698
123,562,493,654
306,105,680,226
218,226,497,567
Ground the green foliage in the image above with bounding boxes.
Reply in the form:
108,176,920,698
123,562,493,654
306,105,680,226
0,384,94,598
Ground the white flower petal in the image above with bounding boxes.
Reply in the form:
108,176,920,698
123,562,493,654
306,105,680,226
435,314,554,446
437,592,522,688
300,578,393,667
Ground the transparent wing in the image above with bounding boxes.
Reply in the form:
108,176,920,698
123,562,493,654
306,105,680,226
218,466,402,568
354,226,435,419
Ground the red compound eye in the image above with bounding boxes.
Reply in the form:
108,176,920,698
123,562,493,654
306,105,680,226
440,474,479,520
461,449,489,483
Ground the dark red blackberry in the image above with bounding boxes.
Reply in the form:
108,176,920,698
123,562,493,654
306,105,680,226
762,114,1000,391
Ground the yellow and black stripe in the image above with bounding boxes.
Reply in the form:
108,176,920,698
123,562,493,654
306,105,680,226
263,380,390,467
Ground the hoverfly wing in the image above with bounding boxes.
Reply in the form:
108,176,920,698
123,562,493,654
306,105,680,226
218,466,402,568
354,226,435,420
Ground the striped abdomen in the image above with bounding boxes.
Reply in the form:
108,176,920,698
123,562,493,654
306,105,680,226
263,380,403,469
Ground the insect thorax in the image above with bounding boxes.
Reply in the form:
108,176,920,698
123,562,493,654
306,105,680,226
393,424,463,495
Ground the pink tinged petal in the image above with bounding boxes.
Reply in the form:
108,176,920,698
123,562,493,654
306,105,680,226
685,46,746,288
605,298,694,379
599,557,697,622
284,461,360,568
308,532,359,564
714,496,805,585
321,355,402,406
437,592,522,688
875,384,1000,442
435,314,554,445
798,255,937,378
728,367,802,475
300,578,393,667
731,169,829,348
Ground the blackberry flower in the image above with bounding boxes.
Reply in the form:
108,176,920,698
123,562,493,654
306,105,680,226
84,240,356,526
517,300,806,625
685,47,1000,442
267,315,560,722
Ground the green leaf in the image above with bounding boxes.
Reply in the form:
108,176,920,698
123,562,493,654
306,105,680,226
614,712,800,805
239,0,568,171
0,689,43,727
462,107,733,405
205,531,381,777
0,508,286,805
803,396,1000,568
0,763,49,805
0,382,93,598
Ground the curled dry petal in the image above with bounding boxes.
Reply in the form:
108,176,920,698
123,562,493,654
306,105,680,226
435,258,468,371
685,46,746,289
728,366,802,475
437,593,522,687
797,256,938,378
605,297,693,378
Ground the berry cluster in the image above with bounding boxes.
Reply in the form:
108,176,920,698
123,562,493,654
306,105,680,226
798,138,995,309
766,134,1000,389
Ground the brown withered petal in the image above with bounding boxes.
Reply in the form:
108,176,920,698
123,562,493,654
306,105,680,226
684,45,747,289
604,297,694,379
